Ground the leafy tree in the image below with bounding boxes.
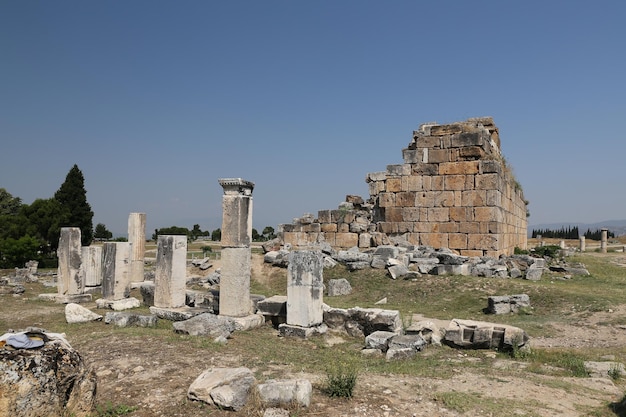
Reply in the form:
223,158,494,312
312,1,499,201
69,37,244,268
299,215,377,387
211,228,221,241
252,228,260,241
152,226,190,241
20,198,66,252
54,164,94,246
262,226,276,240
0,188,22,216
94,223,113,241
0,235,40,269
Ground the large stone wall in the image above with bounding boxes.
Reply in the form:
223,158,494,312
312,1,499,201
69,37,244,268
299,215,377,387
281,117,528,257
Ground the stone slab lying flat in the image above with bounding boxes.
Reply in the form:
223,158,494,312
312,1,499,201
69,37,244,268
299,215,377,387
38,293,93,304
149,306,212,321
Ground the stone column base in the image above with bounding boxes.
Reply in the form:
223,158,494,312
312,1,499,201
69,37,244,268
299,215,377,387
278,323,328,339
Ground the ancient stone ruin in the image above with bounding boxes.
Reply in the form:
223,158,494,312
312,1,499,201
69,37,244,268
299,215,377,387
281,117,528,257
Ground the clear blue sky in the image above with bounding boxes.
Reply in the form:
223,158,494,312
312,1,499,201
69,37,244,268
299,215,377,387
2,1,625,236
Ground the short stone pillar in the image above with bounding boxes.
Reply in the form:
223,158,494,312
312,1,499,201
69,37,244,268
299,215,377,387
101,242,131,300
286,250,324,327
579,236,586,252
601,228,608,253
218,178,254,317
128,212,146,282
154,235,187,308
57,227,84,295
81,245,103,287
559,240,566,249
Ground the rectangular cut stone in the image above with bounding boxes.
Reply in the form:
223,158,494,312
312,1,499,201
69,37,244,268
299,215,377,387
81,245,102,287
366,171,387,182
468,234,499,251
459,146,485,159
386,177,402,192
402,148,420,164
386,207,404,223
474,206,502,222
459,222,480,234
449,233,468,249
439,161,480,175
451,131,486,147
450,207,469,222
387,164,411,176
436,222,459,233
475,173,500,190
428,208,449,222
320,223,337,232
58,227,83,295
444,175,467,191
154,235,187,308
317,210,332,223
396,191,416,207
428,149,450,163
102,242,131,300
416,191,434,207
480,160,502,174
335,233,358,248
430,124,463,136
413,221,434,233
378,193,395,207
486,190,502,206
420,233,448,248
402,207,420,222
397,222,412,233
413,163,438,175
219,247,252,316
368,181,385,196
220,195,253,247
434,191,454,207
377,222,398,234
287,251,324,327
462,190,486,207
403,175,423,191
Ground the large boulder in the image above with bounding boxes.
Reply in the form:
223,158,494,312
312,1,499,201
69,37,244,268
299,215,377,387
0,330,96,416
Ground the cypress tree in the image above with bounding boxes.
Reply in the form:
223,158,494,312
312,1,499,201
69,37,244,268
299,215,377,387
54,164,94,245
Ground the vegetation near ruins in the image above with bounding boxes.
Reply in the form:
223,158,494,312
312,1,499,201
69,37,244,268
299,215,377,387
4,241,626,416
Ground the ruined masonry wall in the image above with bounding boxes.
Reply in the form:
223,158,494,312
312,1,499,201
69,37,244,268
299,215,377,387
281,118,528,257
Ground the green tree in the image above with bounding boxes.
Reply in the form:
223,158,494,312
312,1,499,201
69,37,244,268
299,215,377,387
0,235,40,269
211,228,221,241
20,198,66,252
0,188,22,216
54,164,94,246
262,226,276,241
190,224,202,241
152,226,190,241
94,223,113,241
252,228,260,241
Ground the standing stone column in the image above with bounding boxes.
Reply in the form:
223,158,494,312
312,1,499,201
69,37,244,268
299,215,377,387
579,236,586,252
286,250,324,327
81,245,103,287
58,227,83,295
101,242,131,300
154,235,187,308
128,212,146,282
218,178,254,317
601,228,608,253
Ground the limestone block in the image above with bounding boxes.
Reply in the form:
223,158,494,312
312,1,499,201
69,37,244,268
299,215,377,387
386,164,411,176
256,295,287,316
378,192,395,207
287,251,324,327
365,330,397,351
104,312,157,327
154,235,187,309
219,247,252,317
173,313,236,338
403,175,423,191
428,148,450,163
462,190,487,207
187,367,256,411
358,232,372,248
439,161,479,175
65,303,103,324
57,227,83,296
402,148,420,164
416,191,434,207
430,123,463,136
257,379,312,408
396,191,417,207
366,171,387,182
385,177,402,192
434,191,454,207
128,212,146,283
335,233,359,248
525,266,543,281
467,234,499,251
448,233,468,250
327,278,352,296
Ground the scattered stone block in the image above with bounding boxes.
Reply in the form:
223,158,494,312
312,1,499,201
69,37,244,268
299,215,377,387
187,367,256,411
104,312,158,327
96,297,141,311
365,331,397,351
256,379,312,408
149,306,211,321
444,319,529,350
173,313,236,338
327,278,352,296
65,303,103,324
278,323,327,339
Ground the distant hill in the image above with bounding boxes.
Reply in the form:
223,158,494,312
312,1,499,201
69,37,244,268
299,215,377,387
528,220,626,237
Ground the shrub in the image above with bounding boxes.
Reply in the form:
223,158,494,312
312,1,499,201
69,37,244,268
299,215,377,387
323,361,358,398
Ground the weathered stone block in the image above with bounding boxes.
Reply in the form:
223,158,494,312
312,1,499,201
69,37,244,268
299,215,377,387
287,251,324,327
428,149,450,163
317,210,332,223
386,177,402,192
427,208,449,222
434,191,454,207
396,191,416,207
154,235,187,309
335,233,358,248
439,161,479,175
448,233,467,250
386,164,411,176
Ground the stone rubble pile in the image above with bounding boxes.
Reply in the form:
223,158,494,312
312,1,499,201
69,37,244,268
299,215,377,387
262,242,591,281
